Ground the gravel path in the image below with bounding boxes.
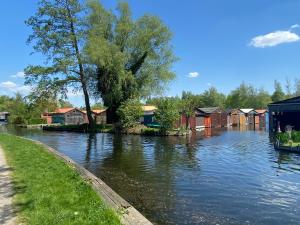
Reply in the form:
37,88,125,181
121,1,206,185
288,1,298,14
0,145,17,225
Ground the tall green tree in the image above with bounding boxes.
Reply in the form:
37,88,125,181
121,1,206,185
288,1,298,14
201,87,226,108
181,91,196,129
25,0,95,129
271,80,286,102
85,1,176,123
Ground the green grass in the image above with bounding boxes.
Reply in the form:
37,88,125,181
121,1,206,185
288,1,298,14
0,134,121,225
282,141,300,147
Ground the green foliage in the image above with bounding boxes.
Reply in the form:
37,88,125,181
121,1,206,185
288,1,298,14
276,133,290,144
154,98,180,134
142,127,160,136
291,131,300,142
85,1,177,122
225,83,272,109
117,99,143,129
0,134,121,225
25,0,95,127
58,99,73,108
0,93,59,125
271,80,286,102
201,87,226,108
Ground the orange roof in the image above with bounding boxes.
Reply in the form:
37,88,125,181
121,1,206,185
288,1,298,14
255,109,267,114
142,105,157,112
54,108,75,114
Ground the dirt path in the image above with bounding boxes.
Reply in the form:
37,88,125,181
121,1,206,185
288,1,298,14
0,145,17,225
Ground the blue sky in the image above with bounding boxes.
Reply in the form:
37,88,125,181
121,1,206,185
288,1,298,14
1,0,300,106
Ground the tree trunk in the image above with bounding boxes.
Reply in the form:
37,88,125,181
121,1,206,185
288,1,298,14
106,106,119,124
82,80,95,130
186,115,190,130
66,2,95,130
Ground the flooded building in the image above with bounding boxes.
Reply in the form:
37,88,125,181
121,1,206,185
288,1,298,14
268,96,300,132
195,107,227,128
82,109,107,124
49,108,86,125
254,109,268,127
239,109,254,126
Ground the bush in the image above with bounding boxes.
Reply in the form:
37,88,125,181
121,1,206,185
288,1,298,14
291,131,300,142
12,116,25,124
117,99,143,129
154,98,180,134
276,132,290,144
27,118,47,125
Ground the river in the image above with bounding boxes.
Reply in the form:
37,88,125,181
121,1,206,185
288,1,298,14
2,126,300,225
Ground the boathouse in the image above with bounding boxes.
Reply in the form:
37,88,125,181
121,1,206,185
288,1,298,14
254,109,268,127
239,109,254,126
82,109,107,124
268,96,300,132
0,112,9,123
229,109,241,126
50,108,86,125
195,107,227,128
141,105,158,127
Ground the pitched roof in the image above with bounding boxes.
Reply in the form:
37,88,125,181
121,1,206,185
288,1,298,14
239,108,254,113
142,105,157,112
82,109,106,114
255,109,267,114
197,107,220,114
54,108,75,114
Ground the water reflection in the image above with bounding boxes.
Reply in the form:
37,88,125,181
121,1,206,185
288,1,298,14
2,126,300,225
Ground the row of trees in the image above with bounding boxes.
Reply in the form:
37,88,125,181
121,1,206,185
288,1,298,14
148,80,299,110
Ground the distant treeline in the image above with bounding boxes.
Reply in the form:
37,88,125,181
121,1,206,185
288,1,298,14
0,79,298,125
147,79,300,109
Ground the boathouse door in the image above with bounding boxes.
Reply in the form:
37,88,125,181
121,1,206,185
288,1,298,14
204,117,211,128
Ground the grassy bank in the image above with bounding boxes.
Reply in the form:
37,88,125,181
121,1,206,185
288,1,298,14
0,134,121,225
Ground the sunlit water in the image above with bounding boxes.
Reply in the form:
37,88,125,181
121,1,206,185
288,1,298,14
2,126,300,225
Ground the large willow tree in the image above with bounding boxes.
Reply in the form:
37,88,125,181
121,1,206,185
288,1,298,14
85,1,177,123
25,0,95,128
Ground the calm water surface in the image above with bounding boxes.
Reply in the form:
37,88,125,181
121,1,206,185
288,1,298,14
2,126,300,225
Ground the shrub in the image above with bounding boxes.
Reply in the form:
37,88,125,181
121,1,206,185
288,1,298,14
276,132,290,144
291,131,300,142
117,99,143,129
154,98,180,134
27,118,47,125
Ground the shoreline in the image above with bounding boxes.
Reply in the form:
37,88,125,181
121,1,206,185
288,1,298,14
4,134,153,225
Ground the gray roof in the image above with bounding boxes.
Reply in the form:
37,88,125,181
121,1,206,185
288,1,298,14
197,107,220,114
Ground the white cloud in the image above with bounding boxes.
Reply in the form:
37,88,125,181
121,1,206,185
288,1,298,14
188,72,199,78
0,81,17,89
206,82,212,87
290,24,300,29
11,71,25,78
0,81,30,95
250,30,300,48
